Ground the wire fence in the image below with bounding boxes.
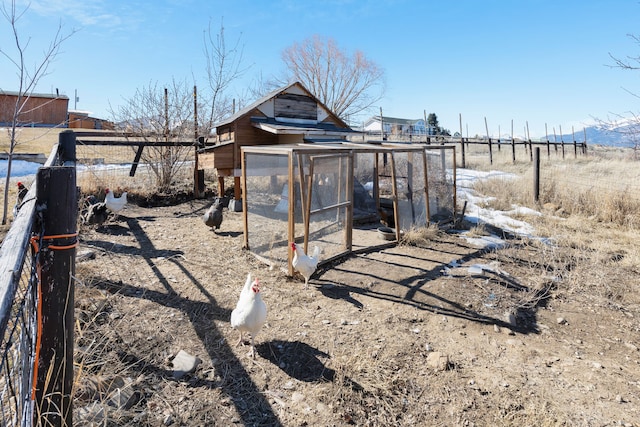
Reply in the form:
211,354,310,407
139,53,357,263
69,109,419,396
0,147,57,426
75,139,198,194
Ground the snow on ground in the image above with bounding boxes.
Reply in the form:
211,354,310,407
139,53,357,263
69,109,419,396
455,168,542,249
0,160,41,179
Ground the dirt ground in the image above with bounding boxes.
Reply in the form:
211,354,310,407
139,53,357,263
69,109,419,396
72,198,640,426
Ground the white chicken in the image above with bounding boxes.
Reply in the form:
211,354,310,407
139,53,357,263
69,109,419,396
291,242,321,288
105,188,128,213
230,273,267,358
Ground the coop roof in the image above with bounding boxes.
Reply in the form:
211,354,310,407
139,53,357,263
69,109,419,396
251,117,358,136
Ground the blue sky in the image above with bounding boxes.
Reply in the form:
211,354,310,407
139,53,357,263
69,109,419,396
2,0,639,138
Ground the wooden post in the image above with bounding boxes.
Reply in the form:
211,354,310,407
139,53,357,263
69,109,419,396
484,117,493,165
287,152,295,277
33,131,77,427
164,88,169,141
511,119,515,164
545,123,551,157
559,125,565,159
193,85,202,198
218,176,225,197
533,147,540,203
234,176,241,200
572,126,577,158
459,113,465,168
526,121,533,162
241,149,249,249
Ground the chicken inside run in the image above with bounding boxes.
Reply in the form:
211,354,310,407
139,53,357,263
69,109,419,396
66,154,638,424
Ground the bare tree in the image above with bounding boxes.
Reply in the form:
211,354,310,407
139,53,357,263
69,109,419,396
594,34,640,155
281,35,386,122
201,18,249,137
0,0,75,224
110,79,195,192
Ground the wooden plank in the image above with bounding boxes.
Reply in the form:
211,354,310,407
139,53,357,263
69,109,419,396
287,152,295,277
77,139,196,147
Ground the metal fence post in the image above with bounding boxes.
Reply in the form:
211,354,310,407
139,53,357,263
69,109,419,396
33,131,77,426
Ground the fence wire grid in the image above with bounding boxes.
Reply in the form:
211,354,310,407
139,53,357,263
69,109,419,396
0,176,43,426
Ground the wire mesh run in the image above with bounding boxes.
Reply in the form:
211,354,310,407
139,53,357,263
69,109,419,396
242,142,456,272
0,247,36,427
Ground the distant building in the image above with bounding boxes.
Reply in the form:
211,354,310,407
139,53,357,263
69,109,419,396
68,111,114,130
363,116,431,136
0,91,69,126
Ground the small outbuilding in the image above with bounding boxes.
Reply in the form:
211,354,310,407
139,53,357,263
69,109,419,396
198,81,358,202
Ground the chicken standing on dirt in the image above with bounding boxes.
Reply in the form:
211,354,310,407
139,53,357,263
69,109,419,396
13,181,29,218
291,242,321,288
230,273,267,358
104,188,127,214
81,195,108,225
202,200,224,231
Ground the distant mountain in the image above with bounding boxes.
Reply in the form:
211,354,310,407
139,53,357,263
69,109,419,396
547,121,639,147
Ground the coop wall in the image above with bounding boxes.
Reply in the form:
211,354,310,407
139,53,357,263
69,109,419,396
244,150,351,271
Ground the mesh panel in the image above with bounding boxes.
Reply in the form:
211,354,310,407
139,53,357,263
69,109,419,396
295,153,351,261
244,153,291,268
0,249,36,427
393,150,428,231
352,152,378,224
425,146,456,221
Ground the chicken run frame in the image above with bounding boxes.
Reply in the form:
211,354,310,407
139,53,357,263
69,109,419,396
241,142,456,276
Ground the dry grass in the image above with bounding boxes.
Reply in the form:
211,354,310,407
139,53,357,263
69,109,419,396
463,142,640,307
466,144,640,228
399,223,443,247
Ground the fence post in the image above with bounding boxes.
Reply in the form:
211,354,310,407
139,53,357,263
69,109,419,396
488,137,493,165
33,131,77,427
533,147,540,203
458,114,465,168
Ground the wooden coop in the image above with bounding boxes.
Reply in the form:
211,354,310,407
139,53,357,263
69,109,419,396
241,142,457,276
198,81,357,206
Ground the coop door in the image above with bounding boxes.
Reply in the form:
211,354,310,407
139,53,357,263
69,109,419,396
301,153,353,260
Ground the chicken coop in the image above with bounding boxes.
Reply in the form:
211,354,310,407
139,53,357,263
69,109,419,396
241,142,457,276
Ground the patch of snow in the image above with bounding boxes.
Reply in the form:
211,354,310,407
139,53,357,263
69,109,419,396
455,168,544,245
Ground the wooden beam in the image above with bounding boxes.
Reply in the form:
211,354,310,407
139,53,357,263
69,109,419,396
129,144,144,177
